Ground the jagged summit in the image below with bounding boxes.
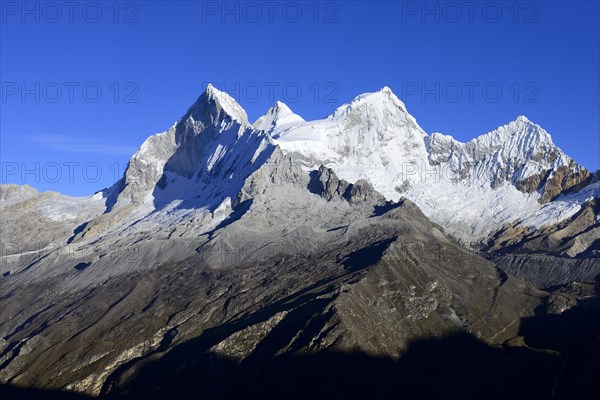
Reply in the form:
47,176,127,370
270,87,430,208
428,115,563,163
205,82,218,94
253,100,304,133
477,115,554,145
429,115,550,147
113,86,589,243
427,115,575,188
5,85,592,247
184,83,249,126
2,77,599,400
106,84,268,209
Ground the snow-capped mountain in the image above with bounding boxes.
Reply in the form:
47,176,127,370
252,100,305,133
1,84,598,398
426,116,589,200
3,84,596,249
262,87,596,244
116,84,595,231
270,87,430,195
112,84,272,209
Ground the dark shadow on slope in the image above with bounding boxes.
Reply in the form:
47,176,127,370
74,262,91,271
307,168,348,200
102,182,123,214
4,264,600,400
149,122,276,213
0,385,92,399
101,273,599,400
342,237,396,272
95,333,565,400
66,222,88,244
63,186,120,226
578,238,600,258
306,169,324,196
4,297,600,400
98,270,348,396
255,335,561,400
206,199,253,239
371,200,403,216
307,169,335,198
518,288,600,398
100,236,398,396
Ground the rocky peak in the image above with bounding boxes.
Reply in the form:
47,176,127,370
183,83,249,128
307,165,385,205
57,86,595,247
470,116,558,160
110,85,260,208
425,116,585,197
477,116,589,201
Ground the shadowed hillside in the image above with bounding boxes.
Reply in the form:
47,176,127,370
3,278,598,400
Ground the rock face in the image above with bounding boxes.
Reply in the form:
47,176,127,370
270,95,594,245
489,254,599,288
426,116,589,202
0,164,544,397
484,196,599,288
0,186,106,277
482,177,599,285
113,84,270,208
1,85,599,399
486,199,599,258
306,166,384,204
516,163,591,203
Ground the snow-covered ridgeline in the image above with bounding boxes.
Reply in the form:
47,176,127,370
3,84,593,246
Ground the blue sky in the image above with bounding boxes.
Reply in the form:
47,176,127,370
1,0,598,195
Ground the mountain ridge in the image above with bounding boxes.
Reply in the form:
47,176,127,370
1,84,596,246
1,84,598,398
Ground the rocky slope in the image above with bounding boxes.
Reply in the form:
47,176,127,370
426,116,590,202
268,88,595,245
0,162,548,398
1,84,598,398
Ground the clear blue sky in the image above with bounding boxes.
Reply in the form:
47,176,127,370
1,1,598,195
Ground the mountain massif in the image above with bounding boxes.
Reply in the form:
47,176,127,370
1,85,598,399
